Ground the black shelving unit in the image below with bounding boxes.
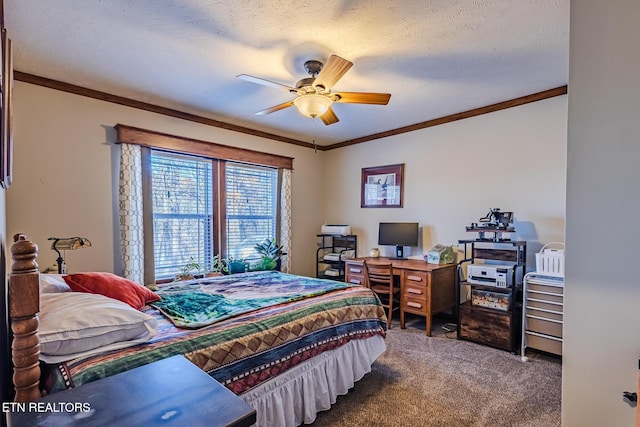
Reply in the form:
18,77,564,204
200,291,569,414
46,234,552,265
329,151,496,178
456,234,527,353
316,234,357,281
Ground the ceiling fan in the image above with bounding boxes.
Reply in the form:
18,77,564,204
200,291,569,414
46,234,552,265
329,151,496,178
237,54,391,125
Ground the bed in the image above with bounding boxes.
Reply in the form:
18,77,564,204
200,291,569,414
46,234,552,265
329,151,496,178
7,234,387,426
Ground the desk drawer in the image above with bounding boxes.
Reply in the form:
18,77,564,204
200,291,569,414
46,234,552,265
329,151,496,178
403,270,429,286
402,295,429,314
401,270,430,314
404,284,428,300
345,263,365,285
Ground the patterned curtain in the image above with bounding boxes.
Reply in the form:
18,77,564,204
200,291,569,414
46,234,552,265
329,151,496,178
280,168,292,273
119,143,145,284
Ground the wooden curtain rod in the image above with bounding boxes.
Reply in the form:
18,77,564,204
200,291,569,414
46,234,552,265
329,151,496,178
115,124,294,170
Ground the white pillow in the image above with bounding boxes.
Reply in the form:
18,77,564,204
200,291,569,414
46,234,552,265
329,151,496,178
39,274,71,293
39,292,158,363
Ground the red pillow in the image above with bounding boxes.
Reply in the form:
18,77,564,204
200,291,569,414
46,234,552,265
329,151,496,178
63,272,160,310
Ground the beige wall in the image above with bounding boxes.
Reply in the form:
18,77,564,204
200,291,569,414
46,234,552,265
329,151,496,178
8,82,325,277
564,1,640,425
9,81,567,277
324,95,567,269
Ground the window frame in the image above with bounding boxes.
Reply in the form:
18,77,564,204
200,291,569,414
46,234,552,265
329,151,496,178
221,161,279,263
148,154,282,283
117,124,293,283
144,150,280,283
148,150,219,281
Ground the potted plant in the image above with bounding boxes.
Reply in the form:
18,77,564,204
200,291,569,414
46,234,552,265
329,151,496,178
253,256,278,271
225,256,248,274
254,238,285,271
205,254,228,277
175,256,202,281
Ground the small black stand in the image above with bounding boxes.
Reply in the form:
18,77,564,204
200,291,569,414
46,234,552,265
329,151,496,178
390,245,407,260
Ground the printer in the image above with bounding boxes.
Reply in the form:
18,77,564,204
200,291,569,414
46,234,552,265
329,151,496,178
467,264,515,288
320,224,352,235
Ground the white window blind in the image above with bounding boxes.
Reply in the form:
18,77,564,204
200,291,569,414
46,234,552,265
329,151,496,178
150,151,213,280
225,163,277,261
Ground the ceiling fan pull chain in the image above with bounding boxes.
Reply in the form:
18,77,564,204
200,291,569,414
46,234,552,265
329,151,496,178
313,118,317,153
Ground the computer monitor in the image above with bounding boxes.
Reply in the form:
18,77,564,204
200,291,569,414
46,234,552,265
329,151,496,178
378,222,419,260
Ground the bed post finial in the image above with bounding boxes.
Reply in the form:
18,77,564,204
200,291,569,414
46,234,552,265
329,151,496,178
9,233,42,402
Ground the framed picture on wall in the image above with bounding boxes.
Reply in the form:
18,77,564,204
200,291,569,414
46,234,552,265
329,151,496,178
0,28,13,189
361,163,404,208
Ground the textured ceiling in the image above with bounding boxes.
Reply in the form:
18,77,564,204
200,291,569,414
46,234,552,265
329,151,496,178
5,0,569,147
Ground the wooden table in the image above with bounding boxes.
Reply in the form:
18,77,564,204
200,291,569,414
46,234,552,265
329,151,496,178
7,355,256,427
345,257,456,336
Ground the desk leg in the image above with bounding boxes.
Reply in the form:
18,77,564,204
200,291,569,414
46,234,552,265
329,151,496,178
426,287,433,337
400,308,406,329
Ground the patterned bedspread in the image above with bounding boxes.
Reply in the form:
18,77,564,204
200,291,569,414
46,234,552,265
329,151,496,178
151,271,354,328
46,271,387,395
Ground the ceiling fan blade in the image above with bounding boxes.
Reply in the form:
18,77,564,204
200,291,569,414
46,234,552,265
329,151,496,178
312,55,353,90
320,107,339,125
237,74,298,93
255,100,295,115
333,92,391,105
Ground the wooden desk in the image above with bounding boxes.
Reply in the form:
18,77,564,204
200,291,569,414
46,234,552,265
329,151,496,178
7,355,256,427
345,257,456,336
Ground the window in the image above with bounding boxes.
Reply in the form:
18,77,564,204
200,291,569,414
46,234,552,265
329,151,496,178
149,151,278,281
150,151,214,280
117,124,293,283
225,163,278,262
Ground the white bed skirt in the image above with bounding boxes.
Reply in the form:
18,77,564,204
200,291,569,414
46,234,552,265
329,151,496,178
240,334,386,427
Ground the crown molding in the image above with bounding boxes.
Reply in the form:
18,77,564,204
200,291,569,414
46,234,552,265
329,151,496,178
15,71,566,152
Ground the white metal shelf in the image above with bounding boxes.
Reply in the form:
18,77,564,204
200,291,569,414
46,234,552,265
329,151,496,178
521,272,564,361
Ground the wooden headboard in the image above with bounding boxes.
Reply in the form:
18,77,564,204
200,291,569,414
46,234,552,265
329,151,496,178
7,234,41,402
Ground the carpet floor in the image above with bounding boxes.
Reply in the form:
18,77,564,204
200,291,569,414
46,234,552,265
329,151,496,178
308,314,562,427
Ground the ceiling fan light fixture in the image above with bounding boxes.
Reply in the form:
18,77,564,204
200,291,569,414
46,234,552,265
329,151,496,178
239,54,388,126
294,94,332,118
